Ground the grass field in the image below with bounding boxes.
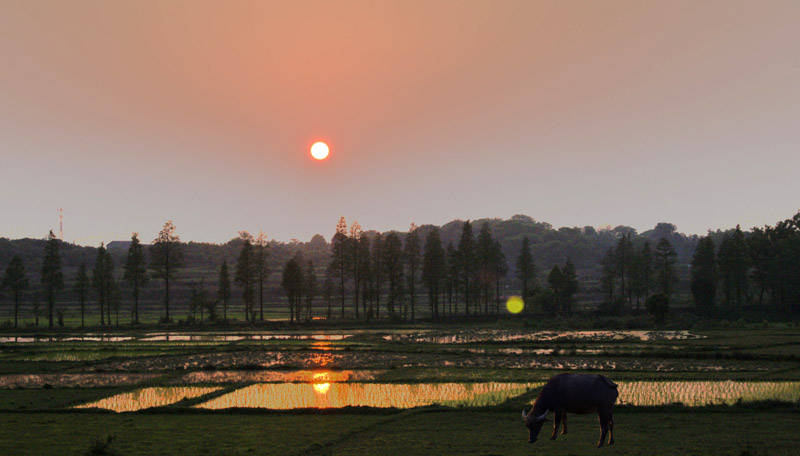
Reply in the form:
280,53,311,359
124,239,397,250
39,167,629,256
1,324,799,455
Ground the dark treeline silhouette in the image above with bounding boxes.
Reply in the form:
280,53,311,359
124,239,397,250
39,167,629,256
2,212,800,327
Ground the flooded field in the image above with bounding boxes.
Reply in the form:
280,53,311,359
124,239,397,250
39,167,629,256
0,373,158,388
615,381,800,406
180,370,382,384
385,330,702,344
0,333,352,343
75,386,222,412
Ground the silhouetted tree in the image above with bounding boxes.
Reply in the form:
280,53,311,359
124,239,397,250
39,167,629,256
717,225,749,310
370,233,383,319
446,242,458,315
456,221,476,315
640,241,653,302
746,227,771,308
560,259,579,314
492,240,508,314
330,217,348,318
600,248,617,310
304,259,316,321
382,232,403,319
92,243,114,325
349,222,364,319
235,232,256,321
2,255,29,328
355,234,372,319
690,236,717,314
73,262,89,327
515,236,536,312
655,237,677,298
123,233,148,324
404,223,421,320
281,254,304,322
476,222,495,314
255,231,270,321
40,230,63,329
422,228,446,318
546,265,563,313
218,261,231,321
150,221,183,322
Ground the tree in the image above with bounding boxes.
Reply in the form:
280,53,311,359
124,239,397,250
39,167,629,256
615,233,634,309
2,255,29,328
330,217,349,318
422,228,446,318
546,265,563,313
235,231,256,321
382,232,403,319
717,225,749,310
560,259,579,314
476,222,495,314
150,221,183,322
456,221,476,315
40,230,64,329
304,259,317,321
404,223,421,320
600,248,617,310
655,237,677,298
349,222,364,319
254,231,270,321
189,279,210,323
92,243,114,325
515,236,537,312
281,254,305,322
73,262,89,327
690,236,717,315
355,234,372,319
218,261,231,322
445,242,458,316
492,240,508,314
370,233,384,319
123,233,148,324
640,241,653,301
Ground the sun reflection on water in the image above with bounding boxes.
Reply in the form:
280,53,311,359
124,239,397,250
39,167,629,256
75,386,222,412
196,382,537,410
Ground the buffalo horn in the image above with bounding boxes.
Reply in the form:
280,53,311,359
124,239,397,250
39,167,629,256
522,409,527,420
536,411,548,421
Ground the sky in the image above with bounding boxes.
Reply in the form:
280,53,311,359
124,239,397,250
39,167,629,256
1,0,799,246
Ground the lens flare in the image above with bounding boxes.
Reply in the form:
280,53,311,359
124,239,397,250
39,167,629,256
506,296,524,314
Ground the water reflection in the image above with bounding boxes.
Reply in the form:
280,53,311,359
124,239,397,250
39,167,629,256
197,382,538,410
0,335,134,343
385,330,701,344
75,386,222,412
180,370,381,384
613,381,800,406
0,333,352,344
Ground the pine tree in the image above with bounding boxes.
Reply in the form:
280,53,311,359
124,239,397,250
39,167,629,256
456,221,476,315
40,230,64,329
123,233,148,324
655,237,677,298
476,222,495,314
73,262,89,327
492,240,508,314
150,221,183,322
691,236,717,314
235,232,256,321
254,231,270,321
560,259,579,314
330,217,349,318
382,232,403,319
546,265,563,314
2,255,29,328
93,243,114,325
515,236,536,312
422,228,446,318
218,261,231,321
371,233,384,319
404,223,421,320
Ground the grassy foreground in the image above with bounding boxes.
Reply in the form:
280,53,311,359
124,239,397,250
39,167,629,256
1,408,798,456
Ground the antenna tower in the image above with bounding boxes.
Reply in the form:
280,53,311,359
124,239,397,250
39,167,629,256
58,208,63,240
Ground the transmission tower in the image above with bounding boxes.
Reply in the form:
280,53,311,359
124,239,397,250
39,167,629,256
58,208,63,240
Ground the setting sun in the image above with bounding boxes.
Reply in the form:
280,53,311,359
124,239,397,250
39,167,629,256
310,141,329,160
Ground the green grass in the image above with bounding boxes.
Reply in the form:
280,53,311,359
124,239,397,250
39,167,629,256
1,409,798,456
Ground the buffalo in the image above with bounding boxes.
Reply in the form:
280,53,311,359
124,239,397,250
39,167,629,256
522,373,618,447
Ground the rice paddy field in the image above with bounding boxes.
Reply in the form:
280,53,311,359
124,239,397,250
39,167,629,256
1,324,799,455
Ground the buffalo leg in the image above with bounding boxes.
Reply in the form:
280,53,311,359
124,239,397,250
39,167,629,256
551,412,562,440
597,412,610,448
607,413,614,445
561,413,568,435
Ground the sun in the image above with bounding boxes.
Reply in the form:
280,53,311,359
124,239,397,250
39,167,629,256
311,141,329,160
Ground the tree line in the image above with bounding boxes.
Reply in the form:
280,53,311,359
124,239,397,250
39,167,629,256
2,212,799,328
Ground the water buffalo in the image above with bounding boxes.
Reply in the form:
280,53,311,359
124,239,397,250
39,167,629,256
522,373,618,447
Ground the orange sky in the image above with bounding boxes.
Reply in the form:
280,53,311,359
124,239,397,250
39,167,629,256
1,0,799,244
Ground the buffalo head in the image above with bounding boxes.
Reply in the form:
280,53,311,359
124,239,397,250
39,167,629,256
522,408,548,443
